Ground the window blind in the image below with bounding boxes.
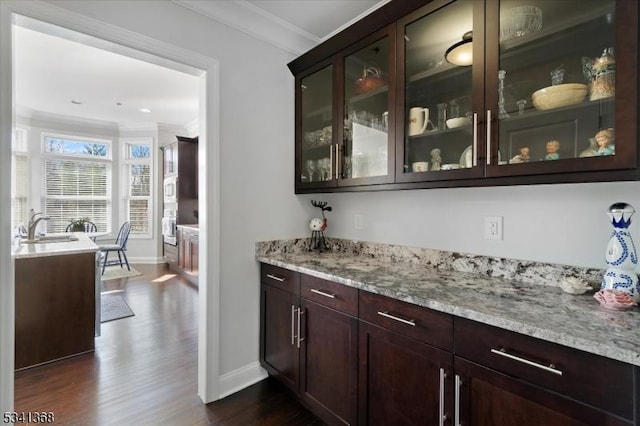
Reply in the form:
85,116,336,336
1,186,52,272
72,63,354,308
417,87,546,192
44,159,110,233
12,154,28,229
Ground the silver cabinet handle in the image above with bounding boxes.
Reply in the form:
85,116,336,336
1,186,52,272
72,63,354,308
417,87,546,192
329,142,333,180
439,368,447,426
490,348,563,376
336,144,341,179
310,288,336,299
486,109,492,166
291,305,296,345
377,311,415,326
472,112,478,167
455,374,462,426
266,273,285,282
296,307,305,348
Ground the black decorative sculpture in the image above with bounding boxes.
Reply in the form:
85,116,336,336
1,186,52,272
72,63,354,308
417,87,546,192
310,200,332,251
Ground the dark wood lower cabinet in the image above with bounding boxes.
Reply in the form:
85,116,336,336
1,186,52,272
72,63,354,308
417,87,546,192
358,321,452,426
15,252,96,370
454,357,633,426
260,283,299,394
300,299,358,425
259,263,640,426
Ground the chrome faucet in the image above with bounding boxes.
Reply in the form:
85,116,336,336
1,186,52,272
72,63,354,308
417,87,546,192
27,212,50,240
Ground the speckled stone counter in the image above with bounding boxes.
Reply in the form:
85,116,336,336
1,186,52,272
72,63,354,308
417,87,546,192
256,238,640,367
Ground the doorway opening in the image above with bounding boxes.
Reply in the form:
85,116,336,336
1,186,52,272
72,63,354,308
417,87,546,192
2,6,221,412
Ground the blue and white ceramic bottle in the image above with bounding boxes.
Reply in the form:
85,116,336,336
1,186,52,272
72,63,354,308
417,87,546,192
602,202,640,301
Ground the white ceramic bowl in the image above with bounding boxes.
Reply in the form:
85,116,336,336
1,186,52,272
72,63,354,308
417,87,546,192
446,117,471,129
441,163,460,171
531,83,587,110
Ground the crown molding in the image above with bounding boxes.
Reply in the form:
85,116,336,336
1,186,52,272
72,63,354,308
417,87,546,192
118,122,159,132
158,122,189,136
16,106,119,131
321,0,391,42
172,0,319,56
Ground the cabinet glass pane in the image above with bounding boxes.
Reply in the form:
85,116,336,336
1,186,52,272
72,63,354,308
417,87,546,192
404,0,473,174
498,0,615,165
343,37,389,179
301,66,333,183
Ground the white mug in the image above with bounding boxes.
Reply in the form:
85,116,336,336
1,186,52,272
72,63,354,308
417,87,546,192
409,107,436,136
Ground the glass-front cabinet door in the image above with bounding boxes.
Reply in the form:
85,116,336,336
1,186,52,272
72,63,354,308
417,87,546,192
396,0,483,183
297,60,335,190
338,26,395,186
486,0,637,177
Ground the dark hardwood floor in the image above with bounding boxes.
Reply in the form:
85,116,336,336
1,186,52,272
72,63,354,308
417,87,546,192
15,264,323,425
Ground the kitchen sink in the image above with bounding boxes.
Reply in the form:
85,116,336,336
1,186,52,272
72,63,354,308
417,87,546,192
21,235,80,244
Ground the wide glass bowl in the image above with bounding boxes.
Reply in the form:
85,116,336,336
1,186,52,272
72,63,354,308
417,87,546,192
500,6,543,41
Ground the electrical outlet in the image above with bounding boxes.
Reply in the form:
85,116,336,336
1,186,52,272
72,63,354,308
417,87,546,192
484,216,503,240
354,214,364,230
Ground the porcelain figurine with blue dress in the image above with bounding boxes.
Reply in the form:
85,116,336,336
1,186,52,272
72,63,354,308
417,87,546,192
602,202,640,302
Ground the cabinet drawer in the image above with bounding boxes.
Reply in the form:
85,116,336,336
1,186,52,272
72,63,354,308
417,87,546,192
260,263,300,295
301,274,358,316
359,291,453,351
454,317,634,420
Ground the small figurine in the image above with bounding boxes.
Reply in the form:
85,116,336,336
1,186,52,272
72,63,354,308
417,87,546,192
310,200,332,251
430,148,441,171
595,128,615,156
544,140,560,160
579,138,598,158
509,146,530,164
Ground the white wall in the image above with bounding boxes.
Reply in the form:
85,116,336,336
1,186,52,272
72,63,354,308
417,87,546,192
302,180,640,270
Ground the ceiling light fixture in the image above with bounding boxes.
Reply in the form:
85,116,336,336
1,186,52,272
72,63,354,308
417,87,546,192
139,108,152,113
445,31,473,66
70,100,83,105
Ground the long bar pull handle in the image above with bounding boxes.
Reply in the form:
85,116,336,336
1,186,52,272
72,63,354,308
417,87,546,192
336,144,341,179
486,109,492,165
490,348,563,376
439,368,447,426
455,374,462,426
310,288,336,299
377,311,416,327
296,308,305,348
472,112,478,167
329,142,333,180
266,274,285,282
291,305,296,345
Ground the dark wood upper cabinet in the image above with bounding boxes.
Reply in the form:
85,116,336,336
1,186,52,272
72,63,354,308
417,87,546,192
290,0,639,193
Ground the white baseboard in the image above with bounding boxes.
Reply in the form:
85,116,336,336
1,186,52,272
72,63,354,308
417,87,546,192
127,256,164,264
218,361,268,399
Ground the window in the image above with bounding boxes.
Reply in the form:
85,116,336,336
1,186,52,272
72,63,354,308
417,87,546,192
43,134,112,233
123,139,152,237
12,128,28,229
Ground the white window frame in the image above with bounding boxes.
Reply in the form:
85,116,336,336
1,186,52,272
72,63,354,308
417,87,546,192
41,132,113,234
121,137,154,239
11,128,29,229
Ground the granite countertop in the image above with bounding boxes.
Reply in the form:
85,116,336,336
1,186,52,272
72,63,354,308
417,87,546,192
13,233,99,259
257,247,640,367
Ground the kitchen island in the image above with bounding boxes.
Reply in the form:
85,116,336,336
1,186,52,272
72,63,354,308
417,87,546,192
13,234,99,370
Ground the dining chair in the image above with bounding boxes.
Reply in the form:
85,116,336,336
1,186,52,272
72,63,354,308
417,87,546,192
99,222,132,274
65,220,98,241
